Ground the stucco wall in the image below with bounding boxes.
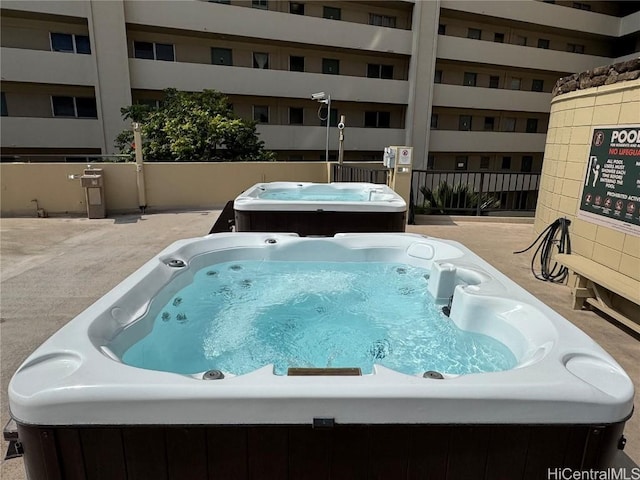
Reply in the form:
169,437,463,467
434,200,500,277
534,79,640,281
0,162,330,216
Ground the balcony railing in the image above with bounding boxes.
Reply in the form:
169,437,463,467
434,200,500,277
332,164,389,184
411,169,540,216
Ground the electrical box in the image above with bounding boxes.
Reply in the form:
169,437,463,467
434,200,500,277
383,147,396,168
81,168,106,219
384,146,413,170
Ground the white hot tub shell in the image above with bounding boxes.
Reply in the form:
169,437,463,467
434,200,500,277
8,233,634,479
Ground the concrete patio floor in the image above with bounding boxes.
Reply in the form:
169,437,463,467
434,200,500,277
1,211,638,478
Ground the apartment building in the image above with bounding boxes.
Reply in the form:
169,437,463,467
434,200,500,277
1,0,638,169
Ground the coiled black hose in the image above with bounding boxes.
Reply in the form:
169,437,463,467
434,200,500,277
513,217,572,283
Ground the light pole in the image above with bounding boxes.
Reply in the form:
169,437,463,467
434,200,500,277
311,92,331,162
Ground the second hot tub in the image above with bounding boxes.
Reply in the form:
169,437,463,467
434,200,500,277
233,182,406,235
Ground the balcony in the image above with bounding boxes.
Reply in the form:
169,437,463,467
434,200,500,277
124,1,413,55
1,48,96,86
436,36,612,74
440,0,620,37
1,117,103,149
432,84,552,113
1,0,88,18
429,130,547,153
256,125,406,151
129,59,409,104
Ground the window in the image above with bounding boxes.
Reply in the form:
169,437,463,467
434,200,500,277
572,2,591,10
459,115,472,131
531,79,544,92
537,38,549,49
134,42,174,61
521,155,533,172
75,97,98,118
290,56,304,72
133,41,154,59
289,107,303,125
480,156,490,169
494,33,504,43
364,111,391,128
467,28,481,40
253,105,269,123
438,24,446,35
1,92,7,117
455,156,468,170
434,70,443,84
320,108,338,127
510,78,521,90
323,6,341,20
504,118,516,132
52,32,74,52
489,75,500,88
463,72,477,87
155,43,174,61
514,35,527,46
484,117,495,131
253,52,269,69
209,0,230,3
567,43,585,54
322,58,339,75
367,64,393,79
51,33,91,54
252,0,268,9
211,48,232,66
431,114,439,129
526,118,539,133
52,96,97,118
369,14,396,28
288,155,303,161
501,156,512,170
290,2,304,14
75,35,91,54
51,96,76,117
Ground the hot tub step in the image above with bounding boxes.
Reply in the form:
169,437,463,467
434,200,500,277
288,367,362,376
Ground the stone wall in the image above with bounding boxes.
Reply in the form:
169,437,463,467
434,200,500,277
552,58,640,97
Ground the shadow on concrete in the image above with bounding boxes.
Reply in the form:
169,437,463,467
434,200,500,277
113,215,145,224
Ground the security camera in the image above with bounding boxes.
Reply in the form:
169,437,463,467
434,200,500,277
311,92,326,100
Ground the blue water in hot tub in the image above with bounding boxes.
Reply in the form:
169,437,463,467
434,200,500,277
121,261,516,376
256,188,368,202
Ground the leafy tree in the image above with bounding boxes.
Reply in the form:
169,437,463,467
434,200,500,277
115,89,275,162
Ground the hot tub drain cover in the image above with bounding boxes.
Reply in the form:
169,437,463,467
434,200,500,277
203,369,225,380
423,371,444,379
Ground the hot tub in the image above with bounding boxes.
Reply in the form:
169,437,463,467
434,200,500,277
234,182,406,235
8,233,634,479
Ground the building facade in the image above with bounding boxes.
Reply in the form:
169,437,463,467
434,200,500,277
1,0,638,169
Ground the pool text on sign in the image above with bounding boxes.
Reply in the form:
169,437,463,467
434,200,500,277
578,126,640,237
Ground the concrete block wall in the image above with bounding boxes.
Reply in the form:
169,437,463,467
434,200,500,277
535,78,640,282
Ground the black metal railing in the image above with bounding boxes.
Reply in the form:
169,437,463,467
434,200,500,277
332,164,389,184
411,170,540,216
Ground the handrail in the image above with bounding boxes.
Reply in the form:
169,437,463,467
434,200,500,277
411,169,541,215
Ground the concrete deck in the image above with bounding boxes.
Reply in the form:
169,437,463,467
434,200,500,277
1,212,638,478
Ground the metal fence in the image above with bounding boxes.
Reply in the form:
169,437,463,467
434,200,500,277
411,170,540,215
331,164,389,184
